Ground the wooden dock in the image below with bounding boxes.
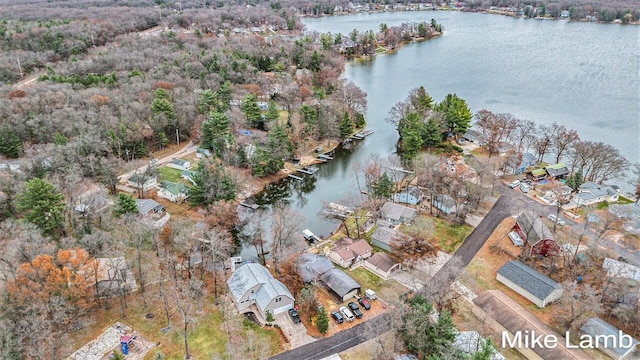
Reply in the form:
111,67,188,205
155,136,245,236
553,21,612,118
297,166,319,175
288,174,303,181
351,128,375,140
239,202,260,210
318,154,333,161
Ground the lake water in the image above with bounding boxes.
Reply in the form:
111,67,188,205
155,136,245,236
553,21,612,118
239,12,640,259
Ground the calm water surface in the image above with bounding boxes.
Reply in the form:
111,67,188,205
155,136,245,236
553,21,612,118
239,12,640,259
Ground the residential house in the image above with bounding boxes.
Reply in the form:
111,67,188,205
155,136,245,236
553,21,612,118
135,199,164,216
580,318,640,360
496,260,563,308
473,290,591,360
392,186,424,205
602,257,640,282
504,152,536,175
560,10,570,18
196,148,211,158
226,263,295,318
513,213,559,256
92,257,138,297
380,202,417,225
433,194,459,215
545,162,570,180
127,174,157,191
371,225,400,252
168,158,191,171
297,253,361,302
364,252,401,280
329,237,372,268
574,182,620,206
157,180,189,203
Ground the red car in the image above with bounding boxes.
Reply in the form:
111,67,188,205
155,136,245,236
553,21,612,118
358,298,371,310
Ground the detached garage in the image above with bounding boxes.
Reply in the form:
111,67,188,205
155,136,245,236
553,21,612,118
496,260,563,308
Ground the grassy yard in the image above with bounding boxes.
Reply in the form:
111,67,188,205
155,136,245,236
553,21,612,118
157,166,192,186
348,267,385,293
432,218,473,253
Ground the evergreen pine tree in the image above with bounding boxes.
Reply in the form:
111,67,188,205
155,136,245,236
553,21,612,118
114,193,138,216
339,111,354,139
15,178,65,237
316,308,329,334
0,127,23,158
241,93,263,128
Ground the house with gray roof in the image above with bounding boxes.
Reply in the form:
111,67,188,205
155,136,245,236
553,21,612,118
380,201,417,225
433,194,459,215
371,225,399,252
545,162,570,179
135,199,164,216
574,182,620,206
609,202,640,234
603,257,640,282
580,318,640,359
496,260,563,308
504,152,536,175
127,174,157,191
168,158,191,171
226,263,294,318
297,253,361,302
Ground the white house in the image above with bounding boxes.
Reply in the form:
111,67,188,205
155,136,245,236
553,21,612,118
196,148,211,158
168,158,191,171
573,182,620,206
496,260,563,308
127,174,157,191
157,180,189,203
226,263,294,319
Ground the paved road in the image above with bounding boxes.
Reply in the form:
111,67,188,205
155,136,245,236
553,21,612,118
269,314,390,360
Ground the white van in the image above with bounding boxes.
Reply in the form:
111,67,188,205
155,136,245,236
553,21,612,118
339,306,355,322
520,182,530,193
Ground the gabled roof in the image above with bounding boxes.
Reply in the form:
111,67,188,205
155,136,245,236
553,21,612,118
578,182,618,197
320,268,360,298
331,238,372,261
227,263,293,306
135,199,161,214
380,202,417,222
371,226,398,246
497,261,562,301
128,174,155,183
160,180,188,196
297,253,334,283
366,252,400,272
603,257,640,281
172,158,189,166
530,168,546,177
515,213,554,246
395,185,423,199
545,163,570,177
581,318,640,358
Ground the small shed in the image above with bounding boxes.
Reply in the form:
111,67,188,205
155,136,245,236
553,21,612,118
496,260,563,308
580,318,640,360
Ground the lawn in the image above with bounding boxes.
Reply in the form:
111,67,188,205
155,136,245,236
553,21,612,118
157,166,191,186
348,267,385,293
432,218,473,253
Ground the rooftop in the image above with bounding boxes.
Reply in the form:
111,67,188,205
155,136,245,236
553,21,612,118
581,318,640,358
366,252,399,272
515,213,554,246
496,260,562,301
380,202,417,223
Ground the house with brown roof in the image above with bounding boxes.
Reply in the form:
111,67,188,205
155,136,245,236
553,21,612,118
329,237,372,268
473,290,591,360
513,213,559,256
364,252,401,279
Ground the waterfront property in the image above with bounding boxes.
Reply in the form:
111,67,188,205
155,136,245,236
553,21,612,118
496,260,563,308
380,202,417,225
227,263,295,319
573,182,620,206
504,152,536,175
545,162,570,180
329,237,372,268
392,185,424,205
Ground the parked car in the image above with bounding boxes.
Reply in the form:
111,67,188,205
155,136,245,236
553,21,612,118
358,298,371,310
508,231,523,247
508,179,521,188
618,256,629,264
339,306,355,322
331,311,344,324
348,302,363,318
288,308,301,324
547,214,566,226
520,182,530,193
